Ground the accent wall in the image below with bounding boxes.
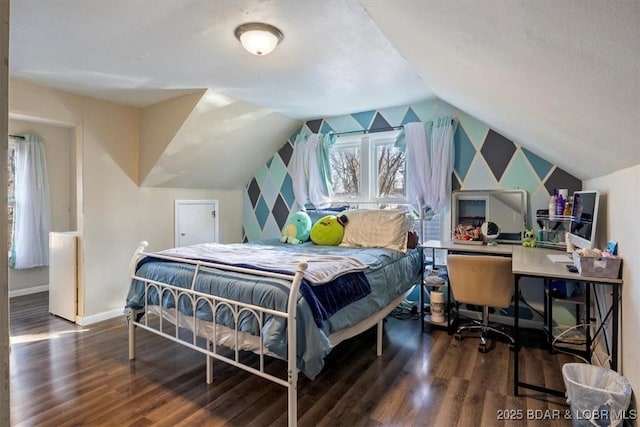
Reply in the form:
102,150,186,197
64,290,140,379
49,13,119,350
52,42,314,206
242,99,581,241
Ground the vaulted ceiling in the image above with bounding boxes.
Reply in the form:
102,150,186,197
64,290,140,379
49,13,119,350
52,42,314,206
9,0,640,188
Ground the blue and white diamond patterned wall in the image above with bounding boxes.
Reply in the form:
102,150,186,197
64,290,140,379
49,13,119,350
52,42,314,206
242,100,581,241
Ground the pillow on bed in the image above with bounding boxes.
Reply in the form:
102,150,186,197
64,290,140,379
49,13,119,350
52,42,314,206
306,206,349,226
339,209,414,252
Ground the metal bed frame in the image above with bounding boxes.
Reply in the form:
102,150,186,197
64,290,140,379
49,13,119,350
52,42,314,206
125,240,412,427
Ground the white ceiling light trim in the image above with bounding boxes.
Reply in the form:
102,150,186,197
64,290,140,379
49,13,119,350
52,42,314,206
234,22,284,56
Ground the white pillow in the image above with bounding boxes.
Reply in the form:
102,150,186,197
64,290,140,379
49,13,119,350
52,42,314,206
340,209,414,252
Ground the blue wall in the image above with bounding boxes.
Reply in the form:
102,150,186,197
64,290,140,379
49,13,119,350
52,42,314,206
242,99,580,241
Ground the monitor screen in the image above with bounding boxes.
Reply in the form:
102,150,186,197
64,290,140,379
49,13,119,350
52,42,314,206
569,190,599,249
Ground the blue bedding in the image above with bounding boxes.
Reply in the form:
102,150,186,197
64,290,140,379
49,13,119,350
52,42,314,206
125,239,421,379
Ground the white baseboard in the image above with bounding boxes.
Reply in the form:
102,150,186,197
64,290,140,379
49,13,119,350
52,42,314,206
9,285,49,298
76,308,124,326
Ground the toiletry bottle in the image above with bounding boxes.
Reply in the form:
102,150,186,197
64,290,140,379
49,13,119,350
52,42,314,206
549,190,557,220
563,200,571,216
556,192,564,217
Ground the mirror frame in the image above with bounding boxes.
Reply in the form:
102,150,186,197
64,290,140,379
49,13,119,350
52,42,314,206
451,189,528,243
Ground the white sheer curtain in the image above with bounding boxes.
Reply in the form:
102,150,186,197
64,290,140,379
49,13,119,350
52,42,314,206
290,132,334,209
10,133,51,269
405,118,455,214
291,133,311,208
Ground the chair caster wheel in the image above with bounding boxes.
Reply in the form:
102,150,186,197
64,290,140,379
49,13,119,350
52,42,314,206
454,333,463,341
478,344,489,353
508,342,517,351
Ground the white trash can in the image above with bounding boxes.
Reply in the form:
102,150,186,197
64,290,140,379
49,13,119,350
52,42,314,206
562,363,632,427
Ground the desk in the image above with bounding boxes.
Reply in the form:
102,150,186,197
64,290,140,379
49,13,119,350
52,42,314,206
511,246,622,397
421,241,623,397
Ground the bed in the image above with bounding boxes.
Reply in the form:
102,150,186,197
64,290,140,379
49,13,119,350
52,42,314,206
124,208,422,427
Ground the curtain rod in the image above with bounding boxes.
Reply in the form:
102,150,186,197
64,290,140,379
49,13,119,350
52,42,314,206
9,134,25,140
330,125,404,137
330,118,458,137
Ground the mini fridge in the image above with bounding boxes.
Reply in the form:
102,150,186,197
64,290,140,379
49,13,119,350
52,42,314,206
49,231,79,322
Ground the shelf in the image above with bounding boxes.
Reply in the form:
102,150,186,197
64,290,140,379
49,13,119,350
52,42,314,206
545,325,587,353
536,214,573,222
536,241,567,250
545,289,585,305
423,314,449,327
423,281,448,288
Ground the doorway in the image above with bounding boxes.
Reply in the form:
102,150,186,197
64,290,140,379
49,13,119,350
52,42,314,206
7,117,78,299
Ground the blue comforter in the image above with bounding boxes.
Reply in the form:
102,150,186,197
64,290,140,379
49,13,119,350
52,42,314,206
125,239,421,379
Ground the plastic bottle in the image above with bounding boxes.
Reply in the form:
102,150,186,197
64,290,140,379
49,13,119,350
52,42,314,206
556,192,564,217
563,200,571,216
549,190,557,220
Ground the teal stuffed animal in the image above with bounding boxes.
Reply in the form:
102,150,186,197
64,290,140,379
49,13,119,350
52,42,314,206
280,211,312,244
522,229,537,247
310,214,349,246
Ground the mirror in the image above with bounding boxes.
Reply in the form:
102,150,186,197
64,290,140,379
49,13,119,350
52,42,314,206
451,189,528,243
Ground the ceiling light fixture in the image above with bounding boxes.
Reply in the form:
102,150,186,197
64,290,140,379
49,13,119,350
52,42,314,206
234,22,283,56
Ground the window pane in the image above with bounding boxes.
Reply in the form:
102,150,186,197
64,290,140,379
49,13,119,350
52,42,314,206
330,145,361,199
376,143,405,198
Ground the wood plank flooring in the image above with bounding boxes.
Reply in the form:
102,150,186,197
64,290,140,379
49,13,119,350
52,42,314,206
9,292,577,426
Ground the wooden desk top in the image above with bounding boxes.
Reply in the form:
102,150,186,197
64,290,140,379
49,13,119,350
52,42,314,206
422,240,623,284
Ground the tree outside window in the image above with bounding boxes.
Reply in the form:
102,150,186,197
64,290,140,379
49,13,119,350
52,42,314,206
329,131,405,203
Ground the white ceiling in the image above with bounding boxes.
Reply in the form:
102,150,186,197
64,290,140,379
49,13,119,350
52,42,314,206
9,0,432,119
9,0,640,185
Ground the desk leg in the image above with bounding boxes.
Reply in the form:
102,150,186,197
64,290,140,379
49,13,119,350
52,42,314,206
545,278,552,353
612,283,619,371
420,247,425,333
514,274,520,396
586,283,592,363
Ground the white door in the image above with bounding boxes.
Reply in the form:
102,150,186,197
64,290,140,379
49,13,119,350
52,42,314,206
174,200,218,247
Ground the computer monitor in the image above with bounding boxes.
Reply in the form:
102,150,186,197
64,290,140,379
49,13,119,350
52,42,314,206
568,190,600,250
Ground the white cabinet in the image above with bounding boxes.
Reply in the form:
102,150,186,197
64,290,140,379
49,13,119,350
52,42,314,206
49,232,78,322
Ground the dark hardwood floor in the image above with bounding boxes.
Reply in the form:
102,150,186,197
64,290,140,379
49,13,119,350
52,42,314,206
9,292,577,426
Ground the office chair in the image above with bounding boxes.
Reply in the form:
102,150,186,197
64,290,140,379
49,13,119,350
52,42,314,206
447,254,515,353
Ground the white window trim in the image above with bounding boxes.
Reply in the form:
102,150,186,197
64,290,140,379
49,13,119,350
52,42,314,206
332,130,406,204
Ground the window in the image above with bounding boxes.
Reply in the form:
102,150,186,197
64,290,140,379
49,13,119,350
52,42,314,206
7,140,15,252
328,129,442,243
329,130,406,203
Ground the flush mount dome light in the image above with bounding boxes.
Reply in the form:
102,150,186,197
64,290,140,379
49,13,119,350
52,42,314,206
234,22,283,56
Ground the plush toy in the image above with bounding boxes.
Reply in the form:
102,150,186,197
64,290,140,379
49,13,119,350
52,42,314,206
310,214,349,246
280,211,312,244
522,229,537,247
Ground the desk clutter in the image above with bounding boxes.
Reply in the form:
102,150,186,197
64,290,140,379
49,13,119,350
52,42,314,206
453,223,484,244
572,248,622,279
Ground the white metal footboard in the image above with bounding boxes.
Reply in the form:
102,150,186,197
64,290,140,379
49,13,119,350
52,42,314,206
126,241,306,427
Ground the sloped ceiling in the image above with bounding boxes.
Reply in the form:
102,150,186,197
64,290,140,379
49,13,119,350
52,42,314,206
362,0,640,180
140,90,300,189
9,0,640,188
